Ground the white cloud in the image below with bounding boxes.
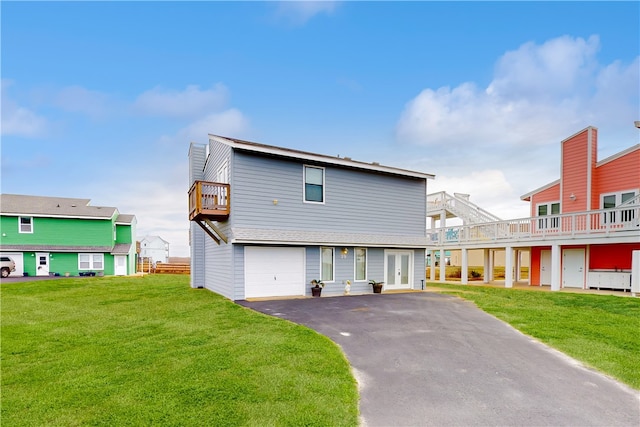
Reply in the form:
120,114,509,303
1,80,48,137
397,35,639,148
273,1,339,26
427,170,531,221
157,108,251,146
397,35,639,220
53,86,113,119
133,84,229,118
92,161,192,257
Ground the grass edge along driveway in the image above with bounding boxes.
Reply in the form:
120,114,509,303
1,276,359,427
430,283,640,390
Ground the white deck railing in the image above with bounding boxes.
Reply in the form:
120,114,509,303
427,205,640,246
427,191,502,223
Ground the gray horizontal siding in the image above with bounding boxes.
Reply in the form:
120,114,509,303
232,153,427,236
189,144,207,183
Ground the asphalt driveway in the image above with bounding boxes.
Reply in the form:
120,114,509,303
239,292,639,427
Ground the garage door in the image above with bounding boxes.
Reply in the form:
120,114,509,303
245,247,305,298
1,252,24,277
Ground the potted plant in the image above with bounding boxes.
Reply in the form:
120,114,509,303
310,279,324,297
369,279,384,294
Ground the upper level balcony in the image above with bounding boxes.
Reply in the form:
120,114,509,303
188,181,230,222
427,205,640,247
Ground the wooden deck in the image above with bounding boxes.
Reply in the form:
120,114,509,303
188,181,230,221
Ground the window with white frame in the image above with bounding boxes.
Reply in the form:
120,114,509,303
355,248,367,281
537,202,560,229
304,165,324,203
78,253,104,270
19,216,33,233
602,191,637,223
321,247,334,282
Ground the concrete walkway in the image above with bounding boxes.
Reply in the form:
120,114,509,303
239,292,639,427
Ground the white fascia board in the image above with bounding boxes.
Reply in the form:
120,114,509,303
210,134,435,180
520,179,561,201
230,238,428,248
597,144,640,167
2,213,115,220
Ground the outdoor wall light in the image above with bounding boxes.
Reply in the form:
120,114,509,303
273,199,278,205
569,193,577,201
341,248,349,256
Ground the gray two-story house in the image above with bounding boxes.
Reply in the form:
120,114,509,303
188,135,434,300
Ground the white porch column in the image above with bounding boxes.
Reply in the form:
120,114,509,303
461,248,468,285
427,250,436,282
483,249,490,283
505,246,513,288
551,244,561,291
514,249,521,282
439,249,446,283
488,250,494,282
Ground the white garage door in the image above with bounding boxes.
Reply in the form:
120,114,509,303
1,252,24,277
245,247,305,298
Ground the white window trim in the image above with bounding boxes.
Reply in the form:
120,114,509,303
18,216,33,234
536,201,560,230
600,189,638,224
320,247,335,283
78,253,105,271
303,165,325,204
354,247,368,282
600,189,638,208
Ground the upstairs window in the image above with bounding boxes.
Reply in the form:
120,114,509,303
602,191,637,224
304,165,324,203
537,202,559,229
19,217,33,233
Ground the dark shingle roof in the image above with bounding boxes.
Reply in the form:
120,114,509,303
1,194,119,219
111,243,133,255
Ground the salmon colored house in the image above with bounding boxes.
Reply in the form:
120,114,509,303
427,126,640,292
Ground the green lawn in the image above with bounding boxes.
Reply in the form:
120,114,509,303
1,276,359,426
430,283,640,390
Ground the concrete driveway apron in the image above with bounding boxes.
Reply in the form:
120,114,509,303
239,292,640,427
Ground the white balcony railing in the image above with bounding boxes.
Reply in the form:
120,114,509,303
427,205,640,246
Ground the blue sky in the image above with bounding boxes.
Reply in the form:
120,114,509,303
2,1,639,257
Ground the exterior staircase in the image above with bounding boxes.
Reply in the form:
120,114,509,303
427,192,502,225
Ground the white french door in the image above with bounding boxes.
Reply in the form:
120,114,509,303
385,250,413,290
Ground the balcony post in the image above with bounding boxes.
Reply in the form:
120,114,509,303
505,246,513,288
550,244,561,291
483,249,490,283
461,248,468,285
439,249,446,283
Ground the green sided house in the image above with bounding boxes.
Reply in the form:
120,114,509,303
0,194,137,277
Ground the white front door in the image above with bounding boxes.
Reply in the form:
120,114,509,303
563,249,585,288
540,250,551,285
385,250,413,290
36,252,49,276
115,256,127,276
245,247,305,298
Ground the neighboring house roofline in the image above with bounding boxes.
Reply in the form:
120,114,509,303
111,243,133,255
520,142,640,202
596,144,640,167
0,245,114,252
0,194,123,219
520,179,560,201
560,125,597,144
140,235,169,244
115,214,136,224
208,135,435,180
